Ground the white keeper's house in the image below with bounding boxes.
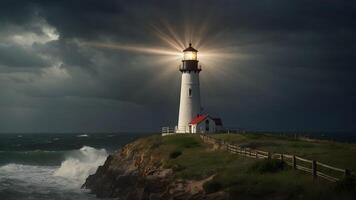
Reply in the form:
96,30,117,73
162,43,223,135
190,115,223,134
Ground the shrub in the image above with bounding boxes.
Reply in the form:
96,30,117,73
169,150,182,159
203,180,222,194
249,159,285,173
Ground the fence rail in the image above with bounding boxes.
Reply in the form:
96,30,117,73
161,127,175,136
199,134,352,182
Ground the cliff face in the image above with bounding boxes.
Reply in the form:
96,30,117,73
83,137,228,200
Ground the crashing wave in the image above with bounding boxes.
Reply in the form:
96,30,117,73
0,146,107,189
0,162,100,199
54,146,107,185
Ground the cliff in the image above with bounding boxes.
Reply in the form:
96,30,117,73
83,134,356,200
83,135,228,200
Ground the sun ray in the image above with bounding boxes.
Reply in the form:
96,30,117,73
82,42,181,57
161,21,186,49
83,16,247,86
150,25,184,51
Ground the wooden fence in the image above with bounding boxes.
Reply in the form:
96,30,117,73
200,134,352,182
161,127,175,136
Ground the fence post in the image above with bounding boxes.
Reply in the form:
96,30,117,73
344,169,351,178
281,154,284,162
267,152,271,160
255,151,258,159
312,160,317,179
292,155,296,169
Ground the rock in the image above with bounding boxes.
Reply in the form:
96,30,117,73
82,140,228,200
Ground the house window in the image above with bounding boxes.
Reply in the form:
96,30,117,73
189,88,192,97
205,120,209,132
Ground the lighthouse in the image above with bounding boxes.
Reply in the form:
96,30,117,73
176,43,202,133
161,43,223,135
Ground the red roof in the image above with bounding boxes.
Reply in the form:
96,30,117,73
190,115,208,125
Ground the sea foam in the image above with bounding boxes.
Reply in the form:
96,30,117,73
54,146,107,185
0,146,107,188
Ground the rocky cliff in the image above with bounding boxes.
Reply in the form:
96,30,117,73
82,136,228,200
83,134,356,200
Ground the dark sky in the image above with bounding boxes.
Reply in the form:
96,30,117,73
0,0,356,133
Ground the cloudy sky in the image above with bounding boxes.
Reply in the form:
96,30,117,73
0,0,355,133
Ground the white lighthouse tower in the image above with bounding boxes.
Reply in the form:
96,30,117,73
176,43,202,133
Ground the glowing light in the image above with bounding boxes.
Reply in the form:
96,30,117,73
83,19,244,84
183,51,197,60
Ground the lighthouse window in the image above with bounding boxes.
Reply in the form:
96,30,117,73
189,88,192,97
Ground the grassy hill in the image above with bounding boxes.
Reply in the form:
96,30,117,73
153,133,356,199
213,133,356,171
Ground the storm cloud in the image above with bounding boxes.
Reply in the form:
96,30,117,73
0,0,355,133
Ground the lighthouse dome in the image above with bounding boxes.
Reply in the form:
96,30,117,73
183,43,198,52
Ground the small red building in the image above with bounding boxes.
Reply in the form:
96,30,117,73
189,114,223,133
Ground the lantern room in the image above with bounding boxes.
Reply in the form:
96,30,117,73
180,43,200,72
183,43,198,60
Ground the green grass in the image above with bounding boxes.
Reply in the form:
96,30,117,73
130,133,356,199
213,133,356,171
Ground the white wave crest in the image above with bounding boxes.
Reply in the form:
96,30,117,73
0,146,107,191
0,146,108,199
0,164,59,189
77,134,89,137
0,163,99,199
54,146,107,185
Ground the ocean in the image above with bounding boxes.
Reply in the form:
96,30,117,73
0,132,150,200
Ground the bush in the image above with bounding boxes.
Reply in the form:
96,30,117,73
250,159,285,173
169,150,182,159
203,180,222,194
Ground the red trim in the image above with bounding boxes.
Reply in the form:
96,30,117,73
190,115,208,125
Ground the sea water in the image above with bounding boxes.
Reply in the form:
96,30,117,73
0,133,149,200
